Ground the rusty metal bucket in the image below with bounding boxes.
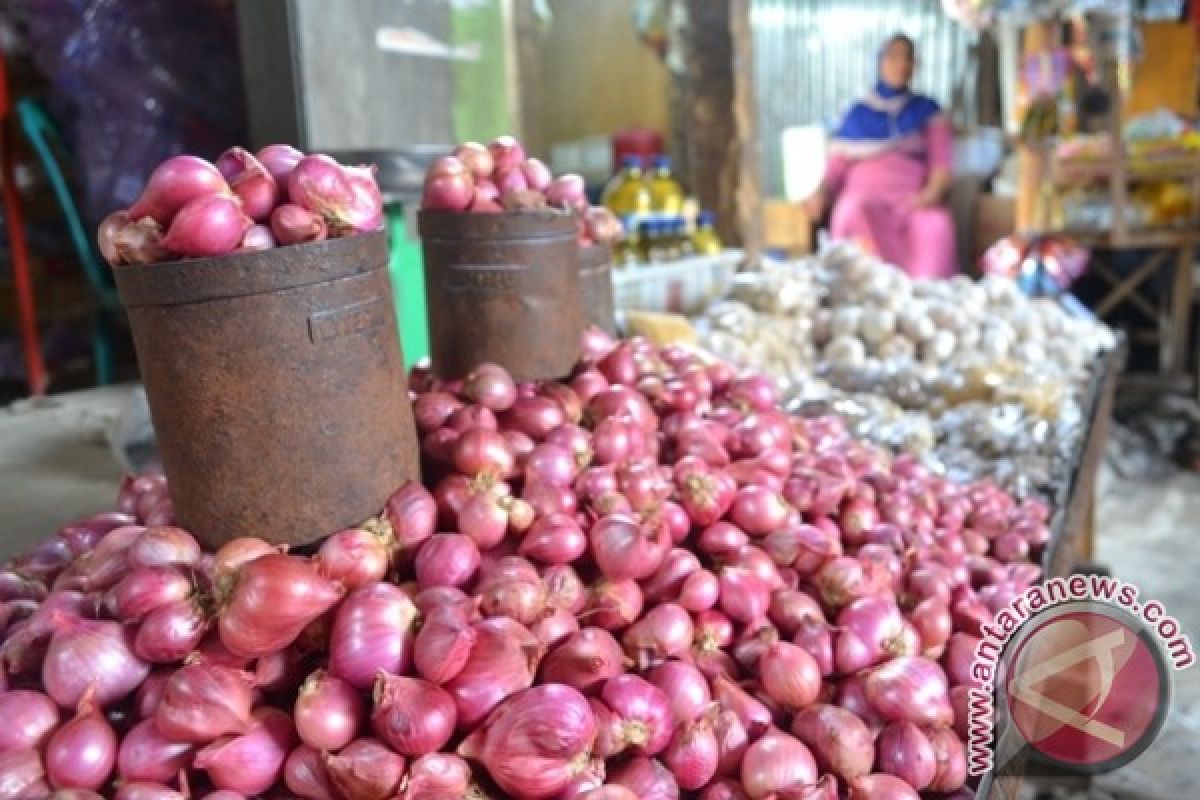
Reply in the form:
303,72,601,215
579,243,616,335
112,231,419,549
418,210,584,381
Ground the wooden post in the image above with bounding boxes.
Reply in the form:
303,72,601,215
680,0,762,264
511,0,546,156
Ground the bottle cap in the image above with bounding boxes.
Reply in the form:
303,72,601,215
651,154,671,170
620,155,645,169
698,210,715,226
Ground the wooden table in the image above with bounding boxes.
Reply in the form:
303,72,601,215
985,342,1125,800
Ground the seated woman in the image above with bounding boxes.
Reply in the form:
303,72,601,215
806,34,956,279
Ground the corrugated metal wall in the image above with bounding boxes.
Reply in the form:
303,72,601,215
752,0,973,195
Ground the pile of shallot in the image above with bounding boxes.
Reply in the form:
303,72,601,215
0,331,1047,799
422,135,622,248
98,146,385,265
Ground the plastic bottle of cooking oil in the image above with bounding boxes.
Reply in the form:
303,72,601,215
602,156,653,224
670,216,692,257
616,214,641,267
681,196,700,234
647,155,684,215
691,211,722,255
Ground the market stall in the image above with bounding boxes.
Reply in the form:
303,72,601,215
2,3,1187,798
0,129,1108,800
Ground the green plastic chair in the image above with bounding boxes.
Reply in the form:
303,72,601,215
16,98,118,385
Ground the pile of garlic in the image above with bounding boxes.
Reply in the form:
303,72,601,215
696,242,1116,500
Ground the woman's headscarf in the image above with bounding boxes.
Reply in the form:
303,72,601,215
831,35,942,159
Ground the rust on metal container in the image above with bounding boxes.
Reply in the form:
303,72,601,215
579,243,617,335
113,231,419,549
418,210,584,381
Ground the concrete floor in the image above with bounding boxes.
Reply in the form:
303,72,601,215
0,386,1197,796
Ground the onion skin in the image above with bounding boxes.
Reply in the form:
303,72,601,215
324,737,406,800
591,515,668,582
608,756,680,800
162,194,252,258
372,674,457,756
445,616,540,731
154,664,256,743
382,482,438,550
133,598,209,663
740,728,818,799
0,748,48,800
711,675,772,739
128,155,230,225
645,660,711,723
541,628,625,694
116,718,194,784
458,684,595,799
294,669,363,752
847,773,920,800
413,604,477,685
218,554,344,658
759,641,821,710
316,527,391,590
401,752,472,800
127,528,200,570
791,704,875,782
44,696,116,790
663,714,719,790
284,744,338,800
415,533,481,589
42,616,150,709
623,603,694,669
113,784,187,800
328,582,418,690
601,674,673,757
193,707,296,796
926,727,968,792
0,691,59,753
864,656,954,728
875,721,937,791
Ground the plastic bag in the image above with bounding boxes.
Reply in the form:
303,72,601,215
21,0,247,227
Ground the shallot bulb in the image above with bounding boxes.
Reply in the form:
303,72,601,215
875,721,937,790
315,527,391,590
372,674,457,756
324,737,406,800
42,615,150,709
445,616,540,730
601,674,673,756
401,752,472,800
413,604,476,685
541,627,625,694
162,195,252,258
128,155,230,225
45,693,116,790
847,774,920,800
865,656,954,728
294,669,363,752
645,660,712,723
193,707,296,796
0,690,59,752
740,728,818,799
328,581,417,689
154,663,256,743
217,554,344,657
663,714,719,790
458,684,595,799
791,704,875,782
759,640,821,710
116,718,194,785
